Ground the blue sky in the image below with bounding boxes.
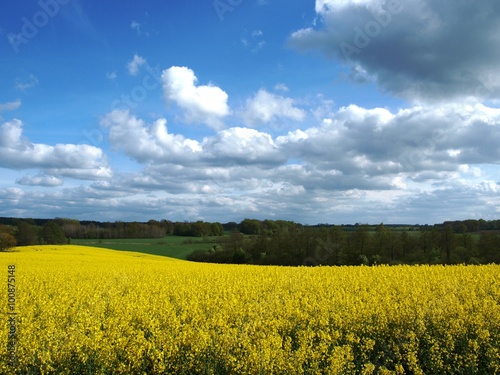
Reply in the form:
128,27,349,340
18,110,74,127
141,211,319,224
1,0,500,224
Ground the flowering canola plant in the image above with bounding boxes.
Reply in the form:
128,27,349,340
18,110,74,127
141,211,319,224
1,245,499,374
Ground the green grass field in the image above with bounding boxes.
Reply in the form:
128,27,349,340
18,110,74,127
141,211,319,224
71,236,216,259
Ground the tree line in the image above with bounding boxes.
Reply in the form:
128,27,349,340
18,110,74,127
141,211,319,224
188,221,500,266
0,218,226,250
1,217,499,266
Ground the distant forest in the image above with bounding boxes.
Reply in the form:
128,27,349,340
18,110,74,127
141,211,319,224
1,217,500,266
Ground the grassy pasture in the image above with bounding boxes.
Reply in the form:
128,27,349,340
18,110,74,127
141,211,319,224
71,236,216,259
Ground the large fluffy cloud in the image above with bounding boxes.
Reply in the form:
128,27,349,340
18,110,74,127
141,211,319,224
162,66,230,129
279,103,500,177
101,110,284,166
289,0,500,101
4,99,500,223
203,127,284,165
243,89,306,126
100,103,500,200
101,110,202,164
0,119,111,180
104,103,500,173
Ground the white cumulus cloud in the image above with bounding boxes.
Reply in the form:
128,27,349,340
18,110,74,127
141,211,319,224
203,127,284,165
161,66,230,129
101,109,202,165
0,119,112,180
101,110,284,167
243,89,306,126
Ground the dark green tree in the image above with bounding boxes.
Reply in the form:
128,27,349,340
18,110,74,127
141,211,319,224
42,221,67,244
225,231,245,252
346,225,370,264
0,233,16,251
210,222,224,236
439,226,455,264
191,221,210,237
0,223,17,252
478,232,500,263
16,221,40,246
240,219,262,235
232,248,249,264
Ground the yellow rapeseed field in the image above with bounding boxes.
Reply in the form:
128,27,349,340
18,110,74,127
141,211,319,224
1,245,499,374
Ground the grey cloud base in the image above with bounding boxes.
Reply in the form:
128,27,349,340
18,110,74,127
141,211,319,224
289,0,500,102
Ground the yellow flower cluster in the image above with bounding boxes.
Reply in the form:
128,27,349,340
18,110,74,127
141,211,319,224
1,245,499,374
